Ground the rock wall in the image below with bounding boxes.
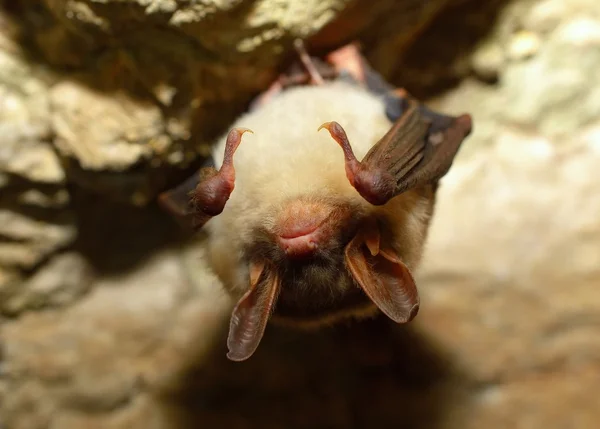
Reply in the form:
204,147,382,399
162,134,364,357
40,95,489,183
2,0,600,428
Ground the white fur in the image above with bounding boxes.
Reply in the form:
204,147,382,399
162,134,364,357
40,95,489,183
206,81,432,297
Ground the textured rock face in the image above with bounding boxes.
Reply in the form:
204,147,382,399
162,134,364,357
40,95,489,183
0,9,77,309
2,0,600,428
416,1,600,424
3,0,455,204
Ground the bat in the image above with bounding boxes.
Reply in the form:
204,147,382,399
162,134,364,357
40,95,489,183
159,41,473,362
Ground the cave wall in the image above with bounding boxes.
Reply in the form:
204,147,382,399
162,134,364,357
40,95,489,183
1,0,600,428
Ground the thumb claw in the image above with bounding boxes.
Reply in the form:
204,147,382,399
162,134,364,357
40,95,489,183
235,127,254,135
318,122,333,132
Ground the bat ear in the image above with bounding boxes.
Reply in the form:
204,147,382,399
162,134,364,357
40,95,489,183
226,261,281,361
344,221,419,323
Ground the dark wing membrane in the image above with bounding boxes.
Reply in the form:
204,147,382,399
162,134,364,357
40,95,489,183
395,112,472,194
361,102,429,184
158,169,204,230
362,99,472,198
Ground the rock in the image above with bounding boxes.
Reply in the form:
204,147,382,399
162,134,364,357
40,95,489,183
50,81,165,172
0,9,77,277
0,36,61,185
0,209,76,271
471,41,505,82
24,0,457,202
418,130,600,383
507,30,541,60
410,0,600,426
2,0,600,428
0,129,64,185
0,252,93,315
0,244,231,429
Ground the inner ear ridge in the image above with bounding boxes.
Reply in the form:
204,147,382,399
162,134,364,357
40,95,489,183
344,226,420,323
226,262,281,362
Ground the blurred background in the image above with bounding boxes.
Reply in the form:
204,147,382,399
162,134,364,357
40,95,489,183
1,0,599,428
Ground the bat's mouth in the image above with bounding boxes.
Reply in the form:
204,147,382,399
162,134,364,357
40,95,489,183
274,199,354,259
277,228,319,258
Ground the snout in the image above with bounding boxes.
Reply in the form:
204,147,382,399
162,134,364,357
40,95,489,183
275,199,351,259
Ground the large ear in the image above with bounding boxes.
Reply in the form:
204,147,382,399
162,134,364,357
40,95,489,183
319,99,472,206
227,261,281,361
344,221,419,323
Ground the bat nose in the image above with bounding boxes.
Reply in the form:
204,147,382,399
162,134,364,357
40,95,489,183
275,200,335,259
277,233,319,258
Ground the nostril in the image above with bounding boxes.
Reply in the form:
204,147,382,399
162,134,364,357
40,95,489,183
274,200,348,259
277,233,319,258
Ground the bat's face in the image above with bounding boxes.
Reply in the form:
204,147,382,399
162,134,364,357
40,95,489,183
231,191,433,327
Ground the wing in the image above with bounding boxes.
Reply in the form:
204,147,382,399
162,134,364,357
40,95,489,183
363,99,473,197
319,98,472,206
157,157,214,230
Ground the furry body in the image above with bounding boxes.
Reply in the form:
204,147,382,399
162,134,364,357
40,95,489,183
205,81,435,327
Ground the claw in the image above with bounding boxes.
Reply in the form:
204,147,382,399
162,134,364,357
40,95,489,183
319,121,394,206
318,121,361,188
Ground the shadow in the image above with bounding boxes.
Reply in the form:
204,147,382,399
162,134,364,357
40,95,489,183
159,315,471,429
389,0,511,98
69,188,183,274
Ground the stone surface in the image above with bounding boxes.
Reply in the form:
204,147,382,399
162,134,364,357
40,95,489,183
2,0,600,428
1,236,231,429
0,210,76,271
50,80,167,172
0,6,78,279
0,252,93,315
415,0,600,425
0,0,458,203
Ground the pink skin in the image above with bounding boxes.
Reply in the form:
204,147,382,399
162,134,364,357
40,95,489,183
251,41,368,110
318,121,395,206
274,200,333,258
277,227,319,258
193,128,252,217
274,200,353,259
